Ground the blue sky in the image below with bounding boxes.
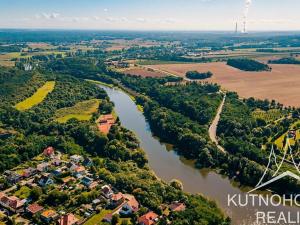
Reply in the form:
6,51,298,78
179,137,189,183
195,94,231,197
0,0,299,31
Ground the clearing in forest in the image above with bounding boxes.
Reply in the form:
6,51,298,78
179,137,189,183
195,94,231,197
274,120,300,150
55,99,100,123
15,81,56,111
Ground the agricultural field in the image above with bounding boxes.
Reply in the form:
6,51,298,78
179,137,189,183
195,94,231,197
104,39,164,51
55,99,100,123
147,62,300,107
124,67,167,77
252,109,285,123
15,81,56,111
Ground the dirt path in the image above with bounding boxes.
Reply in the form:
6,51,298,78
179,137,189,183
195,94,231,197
209,93,226,153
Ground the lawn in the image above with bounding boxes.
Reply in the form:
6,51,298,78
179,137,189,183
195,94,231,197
83,210,112,225
15,81,56,111
55,99,100,123
14,186,31,199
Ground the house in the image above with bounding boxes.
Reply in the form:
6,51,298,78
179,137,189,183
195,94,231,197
37,162,50,172
22,167,37,178
41,209,58,223
138,211,159,225
26,203,44,215
101,185,114,199
0,194,25,213
52,159,62,166
169,202,186,212
62,176,76,184
58,213,79,225
110,192,124,207
71,165,86,178
4,171,21,184
97,114,115,135
43,146,55,157
70,155,83,163
119,194,139,215
38,174,54,187
52,168,63,176
83,158,93,167
81,177,93,187
88,181,98,190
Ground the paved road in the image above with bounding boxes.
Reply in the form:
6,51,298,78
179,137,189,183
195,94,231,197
209,93,226,153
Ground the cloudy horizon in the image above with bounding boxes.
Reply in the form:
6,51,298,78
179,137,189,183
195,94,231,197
1,0,300,31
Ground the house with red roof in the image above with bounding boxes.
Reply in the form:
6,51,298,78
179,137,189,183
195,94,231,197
169,202,186,212
119,194,139,215
97,114,115,135
138,211,159,225
110,192,124,207
58,213,79,225
0,193,25,213
43,146,55,157
26,203,44,215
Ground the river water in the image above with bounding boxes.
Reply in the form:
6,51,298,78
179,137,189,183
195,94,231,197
98,84,299,225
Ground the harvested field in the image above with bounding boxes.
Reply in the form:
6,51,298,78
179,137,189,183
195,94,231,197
148,62,300,107
124,67,167,77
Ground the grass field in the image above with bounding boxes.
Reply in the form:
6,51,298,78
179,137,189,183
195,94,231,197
252,109,285,123
147,62,300,107
55,99,100,123
15,81,56,111
83,210,112,225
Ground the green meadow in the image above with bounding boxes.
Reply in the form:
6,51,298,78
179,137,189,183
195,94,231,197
15,81,56,111
55,99,100,123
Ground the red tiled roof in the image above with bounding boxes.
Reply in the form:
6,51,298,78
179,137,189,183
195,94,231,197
124,194,139,212
111,192,124,202
97,114,115,134
59,213,79,225
169,202,186,212
138,211,159,225
43,146,55,156
27,203,44,214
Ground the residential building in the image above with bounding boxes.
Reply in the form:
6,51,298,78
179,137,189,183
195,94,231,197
37,162,50,172
0,194,25,213
138,211,159,225
70,155,83,163
120,194,139,215
38,174,54,187
101,185,113,199
169,202,186,212
26,203,44,215
41,209,58,223
43,146,55,157
58,213,79,225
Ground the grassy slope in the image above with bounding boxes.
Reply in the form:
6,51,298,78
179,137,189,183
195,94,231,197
15,81,55,111
55,99,100,123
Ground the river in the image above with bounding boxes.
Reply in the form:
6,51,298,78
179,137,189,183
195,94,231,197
98,84,299,225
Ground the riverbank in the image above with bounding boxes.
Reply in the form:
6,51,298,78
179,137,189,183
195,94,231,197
96,82,300,225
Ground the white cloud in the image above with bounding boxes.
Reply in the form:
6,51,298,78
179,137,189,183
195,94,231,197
36,12,60,20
